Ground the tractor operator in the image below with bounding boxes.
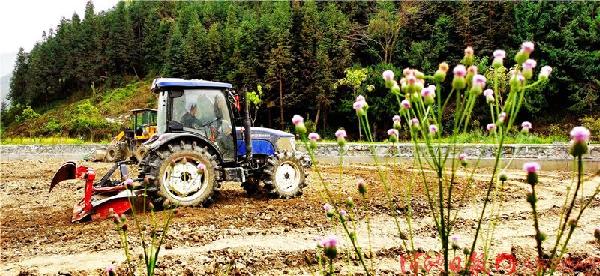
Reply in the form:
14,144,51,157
181,104,202,128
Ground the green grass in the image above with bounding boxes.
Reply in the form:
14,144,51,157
0,137,109,145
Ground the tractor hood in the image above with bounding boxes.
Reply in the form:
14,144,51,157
235,127,294,141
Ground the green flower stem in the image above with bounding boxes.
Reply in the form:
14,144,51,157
465,131,506,271
549,184,600,275
529,183,544,261
302,138,370,275
359,114,409,251
547,155,583,270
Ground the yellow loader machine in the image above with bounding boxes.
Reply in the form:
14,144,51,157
97,108,157,162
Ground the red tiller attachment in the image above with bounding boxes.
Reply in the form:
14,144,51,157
50,162,133,222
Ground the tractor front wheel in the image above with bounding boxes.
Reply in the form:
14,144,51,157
263,151,307,198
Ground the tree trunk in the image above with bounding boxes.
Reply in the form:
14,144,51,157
279,78,284,130
315,104,321,132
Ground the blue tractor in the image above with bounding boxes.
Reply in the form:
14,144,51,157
135,78,310,206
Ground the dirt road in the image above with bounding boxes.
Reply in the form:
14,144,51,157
1,159,599,275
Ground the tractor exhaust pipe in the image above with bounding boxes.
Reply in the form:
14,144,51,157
242,89,252,163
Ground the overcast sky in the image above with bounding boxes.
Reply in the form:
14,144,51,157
0,0,119,55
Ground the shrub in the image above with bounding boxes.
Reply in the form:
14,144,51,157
15,106,40,123
580,116,600,142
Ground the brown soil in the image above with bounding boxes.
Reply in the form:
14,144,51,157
1,159,599,275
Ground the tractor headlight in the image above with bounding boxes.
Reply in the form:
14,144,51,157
276,137,295,152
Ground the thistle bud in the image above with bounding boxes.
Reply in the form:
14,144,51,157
536,231,547,242
393,115,401,130
523,162,540,185
353,96,368,116
429,124,438,135
521,121,532,134
335,129,347,147
498,112,507,125
421,85,436,105
484,89,494,103
499,174,508,182
463,46,474,65
391,82,401,95
492,50,506,68
459,153,467,166
319,235,339,260
569,126,590,157
387,129,399,143
568,219,577,228
323,203,334,218
539,66,552,80
292,115,307,134
411,118,420,130
451,235,460,250
357,179,367,195
522,59,537,79
382,70,395,88
594,227,600,241
346,197,354,208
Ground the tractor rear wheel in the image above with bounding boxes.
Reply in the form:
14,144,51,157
263,151,307,198
154,142,219,207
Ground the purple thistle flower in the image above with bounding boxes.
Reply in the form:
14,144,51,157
464,46,474,56
487,123,496,132
498,112,506,123
124,178,134,185
335,129,347,138
339,210,347,218
539,66,552,79
493,50,506,59
429,124,438,134
439,62,449,73
382,70,394,82
472,74,487,89
523,59,537,69
411,118,419,127
197,163,206,171
421,85,436,98
308,133,320,141
292,115,304,126
521,41,535,54
454,65,467,77
106,264,116,276
319,235,339,259
459,153,467,161
522,121,532,130
323,203,333,213
401,100,411,110
393,115,401,123
483,89,494,98
523,162,541,173
467,65,478,75
570,127,591,143
387,128,399,137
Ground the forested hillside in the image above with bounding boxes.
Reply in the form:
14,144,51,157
4,1,599,138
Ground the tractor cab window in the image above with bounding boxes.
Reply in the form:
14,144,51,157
170,89,234,161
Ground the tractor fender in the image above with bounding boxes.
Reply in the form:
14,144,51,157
146,133,222,163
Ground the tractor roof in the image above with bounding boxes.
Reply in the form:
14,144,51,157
151,78,232,92
130,108,157,113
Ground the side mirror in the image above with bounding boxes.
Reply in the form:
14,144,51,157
119,164,128,181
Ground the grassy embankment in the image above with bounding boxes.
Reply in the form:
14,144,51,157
2,79,155,144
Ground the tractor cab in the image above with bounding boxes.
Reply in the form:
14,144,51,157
151,78,237,162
